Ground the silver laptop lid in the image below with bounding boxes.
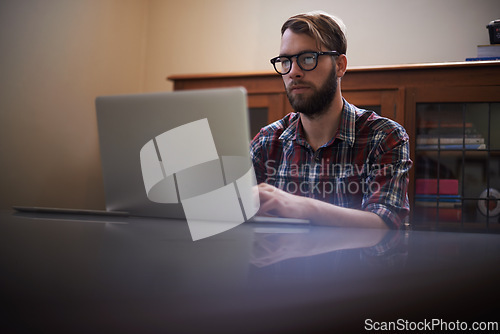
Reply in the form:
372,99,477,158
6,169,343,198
95,87,258,233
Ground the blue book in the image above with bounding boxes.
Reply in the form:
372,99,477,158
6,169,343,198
465,57,500,61
415,194,461,203
416,144,486,150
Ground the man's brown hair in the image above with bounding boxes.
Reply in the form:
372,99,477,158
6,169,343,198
281,11,347,55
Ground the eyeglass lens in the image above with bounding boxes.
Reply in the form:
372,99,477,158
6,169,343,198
276,53,317,74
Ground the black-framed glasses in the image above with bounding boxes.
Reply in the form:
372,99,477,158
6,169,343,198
270,51,339,75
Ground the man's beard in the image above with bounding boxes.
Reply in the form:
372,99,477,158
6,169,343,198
286,68,338,118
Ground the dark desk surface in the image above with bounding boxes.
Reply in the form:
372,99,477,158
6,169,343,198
1,211,499,333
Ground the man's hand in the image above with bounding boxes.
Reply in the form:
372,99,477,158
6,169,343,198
257,183,310,219
256,183,388,229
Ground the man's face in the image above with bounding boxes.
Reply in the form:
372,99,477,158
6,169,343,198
280,29,338,118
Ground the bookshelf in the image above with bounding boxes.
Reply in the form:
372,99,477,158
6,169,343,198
168,60,500,232
409,88,500,231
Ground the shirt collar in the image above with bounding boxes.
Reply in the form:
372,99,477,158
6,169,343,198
278,113,301,142
336,98,356,147
278,98,356,147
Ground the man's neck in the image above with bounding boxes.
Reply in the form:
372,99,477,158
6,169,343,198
300,94,344,152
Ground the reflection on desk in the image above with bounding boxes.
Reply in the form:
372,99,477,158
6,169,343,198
1,211,499,333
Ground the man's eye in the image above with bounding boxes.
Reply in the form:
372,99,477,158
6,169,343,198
303,56,315,65
281,59,291,67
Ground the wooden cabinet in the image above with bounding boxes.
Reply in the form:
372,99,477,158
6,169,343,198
168,71,292,139
408,86,500,231
168,60,500,231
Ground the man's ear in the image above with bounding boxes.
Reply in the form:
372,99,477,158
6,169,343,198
336,54,348,78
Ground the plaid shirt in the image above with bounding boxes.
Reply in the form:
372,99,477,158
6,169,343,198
250,99,412,229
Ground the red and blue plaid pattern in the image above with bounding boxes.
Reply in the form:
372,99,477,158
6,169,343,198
250,99,412,229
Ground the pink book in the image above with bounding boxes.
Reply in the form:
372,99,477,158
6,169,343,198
415,179,459,195
416,207,462,223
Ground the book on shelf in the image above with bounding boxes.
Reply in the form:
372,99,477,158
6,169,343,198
415,179,463,223
416,136,484,145
415,194,462,208
415,201,461,208
477,44,500,57
417,123,480,137
416,122,486,149
466,57,500,62
416,143,486,150
417,133,483,138
415,179,459,195
418,121,474,129
466,45,500,61
415,206,462,223
415,194,461,201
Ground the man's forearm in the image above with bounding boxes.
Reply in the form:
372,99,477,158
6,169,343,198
304,197,389,229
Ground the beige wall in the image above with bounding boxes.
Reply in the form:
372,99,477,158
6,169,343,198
144,0,499,92
1,0,498,210
0,0,148,210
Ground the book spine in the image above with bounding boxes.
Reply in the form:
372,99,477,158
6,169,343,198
416,207,462,222
417,127,478,136
418,122,474,128
415,194,462,208
466,57,500,61
415,194,461,201
416,137,484,145
415,179,459,195
476,45,500,57
416,144,486,150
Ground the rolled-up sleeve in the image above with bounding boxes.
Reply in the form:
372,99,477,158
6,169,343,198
363,127,412,229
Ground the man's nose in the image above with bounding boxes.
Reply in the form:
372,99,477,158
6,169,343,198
287,58,304,78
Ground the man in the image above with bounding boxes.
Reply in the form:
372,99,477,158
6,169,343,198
250,11,412,229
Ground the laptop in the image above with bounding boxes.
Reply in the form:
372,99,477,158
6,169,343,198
94,87,250,216
15,87,308,239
